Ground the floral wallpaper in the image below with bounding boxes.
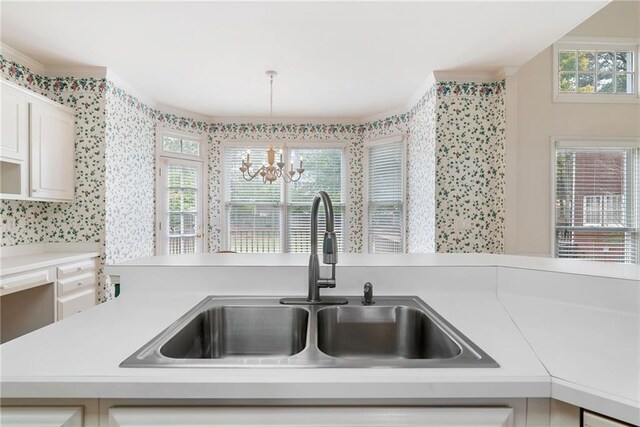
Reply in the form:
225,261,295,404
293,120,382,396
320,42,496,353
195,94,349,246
104,83,157,266
407,86,437,253
434,81,506,253
1,53,507,299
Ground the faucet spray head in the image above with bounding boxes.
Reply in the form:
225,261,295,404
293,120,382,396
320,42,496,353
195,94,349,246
323,232,338,265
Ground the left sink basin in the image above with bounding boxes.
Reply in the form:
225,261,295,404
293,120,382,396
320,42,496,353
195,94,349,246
121,297,312,367
161,306,309,359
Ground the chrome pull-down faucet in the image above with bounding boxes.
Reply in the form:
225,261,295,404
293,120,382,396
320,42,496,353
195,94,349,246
280,191,348,305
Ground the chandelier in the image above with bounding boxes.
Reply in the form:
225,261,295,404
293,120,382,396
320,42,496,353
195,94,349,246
239,70,305,184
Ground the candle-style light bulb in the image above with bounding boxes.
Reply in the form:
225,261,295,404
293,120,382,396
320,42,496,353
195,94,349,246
279,149,283,164
299,155,304,169
246,149,251,163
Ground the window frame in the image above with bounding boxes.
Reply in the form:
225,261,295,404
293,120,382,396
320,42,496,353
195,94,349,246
220,140,349,253
363,135,407,254
553,37,640,104
550,136,640,263
155,127,207,255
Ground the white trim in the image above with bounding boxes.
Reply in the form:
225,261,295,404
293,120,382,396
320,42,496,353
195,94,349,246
554,136,640,149
156,126,205,161
212,116,360,125
0,43,46,75
363,135,407,254
405,72,436,112
552,38,640,104
155,157,206,256
433,69,508,83
157,103,212,124
156,127,208,255
44,65,107,79
361,107,409,123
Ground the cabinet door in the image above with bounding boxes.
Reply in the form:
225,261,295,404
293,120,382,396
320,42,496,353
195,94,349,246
29,100,75,201
0,406,83,426
0,83,28,161
108,407,514,426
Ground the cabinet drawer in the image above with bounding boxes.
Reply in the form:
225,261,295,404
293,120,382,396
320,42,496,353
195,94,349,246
57,259,96,279
0,269,51,296
57,288,96,320
57,272,96,297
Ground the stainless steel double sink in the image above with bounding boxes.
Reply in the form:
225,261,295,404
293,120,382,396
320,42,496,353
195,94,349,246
121,296,498,368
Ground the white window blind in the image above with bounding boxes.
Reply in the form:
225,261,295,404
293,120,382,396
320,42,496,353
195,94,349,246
366,141,405,253
287,148,345,253
555,145,639,263
223,145,346,253
224,147,282,253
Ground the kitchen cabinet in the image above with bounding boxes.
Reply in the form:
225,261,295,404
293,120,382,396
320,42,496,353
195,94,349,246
0,79,75,202
0,407,83,427
107,406,514,426
0,252,98,342
583,411,631,427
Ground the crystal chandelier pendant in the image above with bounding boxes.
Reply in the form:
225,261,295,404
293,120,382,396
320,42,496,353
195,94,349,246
238,71,305,184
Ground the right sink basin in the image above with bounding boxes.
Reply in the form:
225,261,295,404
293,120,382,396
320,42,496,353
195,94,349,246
317,305,462,360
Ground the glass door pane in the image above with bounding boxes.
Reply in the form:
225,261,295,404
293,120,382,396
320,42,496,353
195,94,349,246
158,158,204,255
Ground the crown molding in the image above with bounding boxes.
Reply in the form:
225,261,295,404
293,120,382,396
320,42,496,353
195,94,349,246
156,103,213,123
44,65,107,78
0,43,46,75
361,107,409,124
433,69,511,83
405,72,437,112
105,69,157,108
210,116,361,125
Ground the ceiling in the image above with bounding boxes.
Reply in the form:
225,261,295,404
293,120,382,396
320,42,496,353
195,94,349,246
1,1,608,120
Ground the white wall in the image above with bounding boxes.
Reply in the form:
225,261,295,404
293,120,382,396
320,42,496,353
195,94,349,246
511,0,640,256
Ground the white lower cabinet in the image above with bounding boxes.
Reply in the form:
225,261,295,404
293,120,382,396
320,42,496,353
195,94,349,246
0,406,83,427
583,411,630,427
107,407,514,427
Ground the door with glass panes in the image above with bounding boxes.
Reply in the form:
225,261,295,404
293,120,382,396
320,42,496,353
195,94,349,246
157,158,204,255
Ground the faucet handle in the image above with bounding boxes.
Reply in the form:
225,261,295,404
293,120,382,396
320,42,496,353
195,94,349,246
322,232,338,264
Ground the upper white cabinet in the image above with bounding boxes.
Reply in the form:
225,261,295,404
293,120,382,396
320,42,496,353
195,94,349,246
0,79,76,202
1,83,28,161
29,100,75,200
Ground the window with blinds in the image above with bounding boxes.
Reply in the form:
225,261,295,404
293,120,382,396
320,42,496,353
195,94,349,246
365,140,405,253
223,145,346,253
554,143,639,263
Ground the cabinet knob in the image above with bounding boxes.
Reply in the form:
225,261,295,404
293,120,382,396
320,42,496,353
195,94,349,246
77,282,83,286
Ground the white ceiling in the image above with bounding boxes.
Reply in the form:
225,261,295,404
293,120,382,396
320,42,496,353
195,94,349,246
1,1,608,120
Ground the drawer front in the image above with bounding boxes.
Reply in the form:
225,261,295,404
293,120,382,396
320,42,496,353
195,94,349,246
57,272,96,296
57,258,96,279
57,288,96,320
0,269,51,296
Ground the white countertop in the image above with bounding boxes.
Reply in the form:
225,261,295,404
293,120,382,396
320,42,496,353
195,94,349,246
0,243,100,276
1,254,638,424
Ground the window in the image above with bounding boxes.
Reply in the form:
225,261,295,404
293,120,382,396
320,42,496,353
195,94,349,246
365,138,406,253
553,139,639,263
156,129,205,255
553,37,639,103
223,144,346,253
161,135,201,157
